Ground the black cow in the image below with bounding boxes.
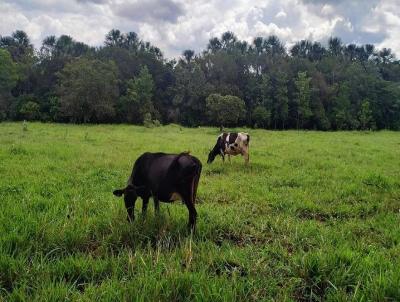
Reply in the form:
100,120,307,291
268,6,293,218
113,152,202,230
207,132,250,164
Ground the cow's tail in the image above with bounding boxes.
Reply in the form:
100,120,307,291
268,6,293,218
192,159,202,204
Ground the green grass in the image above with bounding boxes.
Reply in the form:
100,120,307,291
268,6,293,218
0,122,399,301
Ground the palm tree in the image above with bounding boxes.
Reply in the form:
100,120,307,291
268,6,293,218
378,48,394,64
221,31,237,50
310,42,325,61
12,30,30,48
123,31,139,50
345,44,357,61
40,35,56,57
290,40,311,58
182,49,195,64
365,44,375,59
328,37,343,57
253,37,264,54
266,35,285,57
207,37,221,53
55,35,73,56
105,29,123,47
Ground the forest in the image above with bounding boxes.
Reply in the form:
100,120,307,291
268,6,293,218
0,29,399,130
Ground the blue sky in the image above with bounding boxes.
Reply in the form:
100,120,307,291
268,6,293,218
1,0,399,58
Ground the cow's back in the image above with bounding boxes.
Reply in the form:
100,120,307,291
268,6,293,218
129,152,201,202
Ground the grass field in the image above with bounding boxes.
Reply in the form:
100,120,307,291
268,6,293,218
0,122,399,301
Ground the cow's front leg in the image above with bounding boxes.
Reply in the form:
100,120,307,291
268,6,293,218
142,196,149,217
243,151,249,165
124,192,137,222
220,149,225,163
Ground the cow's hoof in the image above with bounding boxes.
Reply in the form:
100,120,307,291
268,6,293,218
187,225,196,234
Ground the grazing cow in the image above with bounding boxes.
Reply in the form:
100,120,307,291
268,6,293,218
207,132,250,164
113,152,202,231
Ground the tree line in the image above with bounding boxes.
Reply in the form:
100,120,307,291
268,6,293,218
1,29,399,130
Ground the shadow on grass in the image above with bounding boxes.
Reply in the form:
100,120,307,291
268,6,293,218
204,161,272,176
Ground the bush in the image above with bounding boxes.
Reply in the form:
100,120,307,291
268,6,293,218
19,101,40,121
143,112,161,128
206,93,246,127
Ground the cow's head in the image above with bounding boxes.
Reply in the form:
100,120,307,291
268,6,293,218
207,149,217,164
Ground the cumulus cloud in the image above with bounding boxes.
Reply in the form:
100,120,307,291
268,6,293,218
0,0,399,58
113,0,184,23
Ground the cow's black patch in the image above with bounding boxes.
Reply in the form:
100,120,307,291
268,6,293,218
228,133,238,144
234,143,238,147
230,145,235,150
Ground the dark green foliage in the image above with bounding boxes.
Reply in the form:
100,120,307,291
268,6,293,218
358,99,375,130
332,83,354,130
121,66,157,124
19,101,40,121
57,58,119,123
252,106,270,128
0,49,18,120
294,71,312,129
0,49,18,93
1,29,400,130
206,94,246,127
271,71,289,129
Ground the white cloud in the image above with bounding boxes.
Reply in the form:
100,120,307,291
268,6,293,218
275,11,287,18
0,0,399,58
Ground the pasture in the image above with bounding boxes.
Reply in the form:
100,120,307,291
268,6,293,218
0,122,399,301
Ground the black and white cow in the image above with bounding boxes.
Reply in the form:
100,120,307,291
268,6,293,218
207,132,250,164
113,152,202,231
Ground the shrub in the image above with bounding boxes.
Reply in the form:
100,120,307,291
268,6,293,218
19,101,40,121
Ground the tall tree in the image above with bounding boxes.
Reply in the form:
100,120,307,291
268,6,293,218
123,66,156,124
358,99,375,130
0,49,18,120
332,83,353,130
271,72,289,129
294,71,312,128
57,58,118,123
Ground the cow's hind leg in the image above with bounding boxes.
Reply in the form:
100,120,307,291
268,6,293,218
181,189,197,232
185,201,197,232
124,191,137,222
153,197,160,214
